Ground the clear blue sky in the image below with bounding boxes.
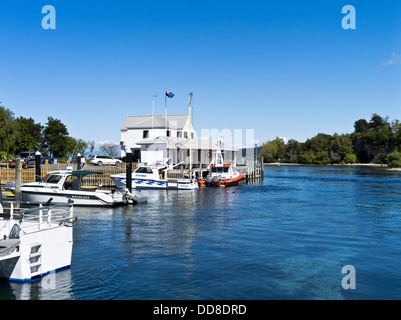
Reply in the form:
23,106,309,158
1,0,401,147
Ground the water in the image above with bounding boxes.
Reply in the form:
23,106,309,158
2,165,401,300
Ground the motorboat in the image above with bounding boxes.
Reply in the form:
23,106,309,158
198,149,243,187
1,182,14,199
111,161,199,190
0,199,75,282
17,168,144,206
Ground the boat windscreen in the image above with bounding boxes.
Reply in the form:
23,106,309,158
42,174,62,184
135,167,153,174
211,167,229,173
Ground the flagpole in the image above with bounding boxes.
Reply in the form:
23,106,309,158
165,89,168,163
188,92,193,175
152,94,157,130
164,89,167,132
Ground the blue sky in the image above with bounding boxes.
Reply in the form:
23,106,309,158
1,0,401,147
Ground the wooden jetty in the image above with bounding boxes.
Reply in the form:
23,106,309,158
1,161,262,188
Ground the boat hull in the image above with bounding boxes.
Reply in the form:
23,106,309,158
198,174,244,187
20,188,123,207
111,175,198,190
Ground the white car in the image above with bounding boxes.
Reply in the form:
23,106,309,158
90,155,123,166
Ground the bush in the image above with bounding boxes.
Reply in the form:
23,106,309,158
0,152,13,163
385,152,401,167
372,153,388,164
343,153,357,164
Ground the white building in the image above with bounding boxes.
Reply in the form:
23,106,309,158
120,114,238,167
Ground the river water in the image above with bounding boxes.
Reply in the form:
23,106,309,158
1,165,401,300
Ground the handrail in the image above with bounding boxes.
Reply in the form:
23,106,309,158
0,200,75,234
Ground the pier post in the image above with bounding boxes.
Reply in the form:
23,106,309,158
0,178,3,207
77,153,81,170
15,157,21,205
35,151,41,182
126,149,132,192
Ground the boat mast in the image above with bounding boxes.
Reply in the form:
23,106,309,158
188,92,193,174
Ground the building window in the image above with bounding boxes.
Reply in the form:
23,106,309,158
191,132,194,139
143,130,149,139
166,130,171,137
177,131,182,138
184,132,188,138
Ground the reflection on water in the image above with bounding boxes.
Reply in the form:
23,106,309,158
2,166,401,299
0,269,73,300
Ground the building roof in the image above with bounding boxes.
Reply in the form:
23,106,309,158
121,114,189,130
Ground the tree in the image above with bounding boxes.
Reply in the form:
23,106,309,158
298,133,332,164
60,137,89,161
284,139,301,163
259,138,285,163
354,119,369,133
351,114,392,162
13,116,43,154
0,106,18,154
330,133,355,163
42,116,69,158
99,142,119,158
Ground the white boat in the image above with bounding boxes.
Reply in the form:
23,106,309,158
111,161,199,190
0,199,75,282
198,149,244,187
18,168,144,206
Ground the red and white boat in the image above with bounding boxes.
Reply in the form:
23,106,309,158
198,149,243,187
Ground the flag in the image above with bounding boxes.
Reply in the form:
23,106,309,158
165,90,174,98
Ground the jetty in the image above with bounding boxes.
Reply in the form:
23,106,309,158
0,161,263,189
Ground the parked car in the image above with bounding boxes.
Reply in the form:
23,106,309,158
9,151,36,169
41,153,54,164
89,155,122,166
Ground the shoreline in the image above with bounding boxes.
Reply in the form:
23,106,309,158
263,162,392,168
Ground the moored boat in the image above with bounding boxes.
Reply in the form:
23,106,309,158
198,149,243,187
0,199,75,282
111,161,199,190
17,168,145,206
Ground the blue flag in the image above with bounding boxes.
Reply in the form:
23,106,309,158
165,90,174,98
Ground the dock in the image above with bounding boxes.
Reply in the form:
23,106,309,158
1,162,263,188
166,162,263,181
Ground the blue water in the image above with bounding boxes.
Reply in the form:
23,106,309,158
1,165,401,300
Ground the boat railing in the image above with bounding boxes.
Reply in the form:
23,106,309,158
0,200,74,234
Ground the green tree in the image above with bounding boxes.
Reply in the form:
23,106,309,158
42,116,69,158
66,137,89,159
0,106,18,154
298,133,331,164
351,114,392,162
13,116,43,154
385,151,401,167
284,139,301,163
330,133,355,163
259,138,285,163
99,142,120,158
354,119,369,133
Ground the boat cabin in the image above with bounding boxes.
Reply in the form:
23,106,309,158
209,163,239,180
37,170,102,191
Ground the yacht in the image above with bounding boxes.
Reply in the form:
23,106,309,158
111,161,199,190
18,168,144,206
